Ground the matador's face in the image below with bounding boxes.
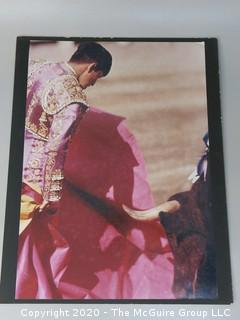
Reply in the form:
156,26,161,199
78,63,103,89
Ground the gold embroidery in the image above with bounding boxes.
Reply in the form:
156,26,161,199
29,159,40,168
50,181,62,191
48,191,61,202
31,140,45,153
38,111,49,138
25,93,50,140
43,110,66,201
41,75,88,115
39,111,47,122
52,169,64,181
25,93,38,126
33,169,41,176
25,62,89,201
25,168,43,184
26,64,89,140
25,127,49,141
25,124,49,141
43,151,57,200
25,137,45,185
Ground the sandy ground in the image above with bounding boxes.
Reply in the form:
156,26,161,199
30,41,208,204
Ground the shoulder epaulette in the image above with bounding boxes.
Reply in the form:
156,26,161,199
41,74,88,115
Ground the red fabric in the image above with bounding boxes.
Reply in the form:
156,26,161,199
16,108,174,299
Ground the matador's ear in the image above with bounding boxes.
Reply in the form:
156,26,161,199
88,62,97,73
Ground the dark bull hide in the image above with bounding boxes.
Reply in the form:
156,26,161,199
160,169,217,299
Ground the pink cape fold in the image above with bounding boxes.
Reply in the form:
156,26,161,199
16,107,175,299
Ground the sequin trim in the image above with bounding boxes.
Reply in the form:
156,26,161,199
41,75,88,115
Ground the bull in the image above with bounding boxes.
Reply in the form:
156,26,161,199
123,133,217,299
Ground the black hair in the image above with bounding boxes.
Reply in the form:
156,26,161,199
70,42,112,76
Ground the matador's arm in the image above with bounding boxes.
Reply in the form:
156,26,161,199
41,103,87,207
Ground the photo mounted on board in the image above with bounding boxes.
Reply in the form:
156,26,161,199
0,38,232,303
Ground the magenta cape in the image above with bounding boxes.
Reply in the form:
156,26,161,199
16,108,175,299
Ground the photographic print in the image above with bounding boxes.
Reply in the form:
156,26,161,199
0,38,232,303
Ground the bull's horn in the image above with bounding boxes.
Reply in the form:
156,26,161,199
122,200,180,221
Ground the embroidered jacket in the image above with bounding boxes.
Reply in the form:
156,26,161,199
22,60,89,202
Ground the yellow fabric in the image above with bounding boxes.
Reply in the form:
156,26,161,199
20,194,40,220
23,180,42,194
20,181,42,220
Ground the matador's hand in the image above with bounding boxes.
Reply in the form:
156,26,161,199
38,200,50,213
39,200,59,215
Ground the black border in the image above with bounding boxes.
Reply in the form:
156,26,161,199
0,37,233,304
